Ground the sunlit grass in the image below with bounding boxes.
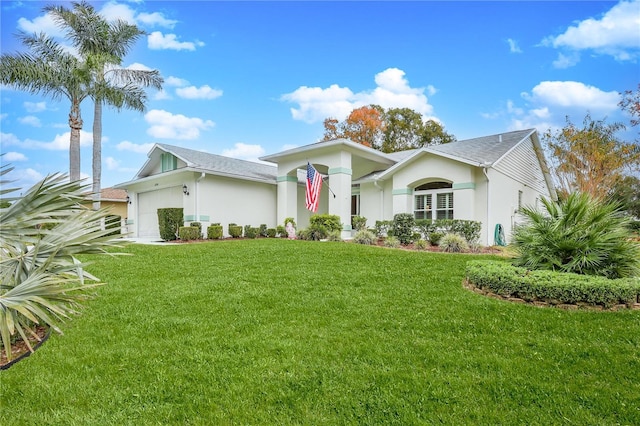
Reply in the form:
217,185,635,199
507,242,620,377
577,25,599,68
1,239,638,425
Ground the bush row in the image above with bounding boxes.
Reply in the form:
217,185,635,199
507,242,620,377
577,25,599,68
373,216,482,245
465,260,640,308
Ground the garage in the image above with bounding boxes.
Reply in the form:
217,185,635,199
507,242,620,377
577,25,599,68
137,186,183,239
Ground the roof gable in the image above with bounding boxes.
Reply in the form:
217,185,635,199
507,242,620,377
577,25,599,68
137,143,277,183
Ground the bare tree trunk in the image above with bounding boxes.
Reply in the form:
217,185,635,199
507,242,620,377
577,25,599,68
68,99,83,182
92,99,102,211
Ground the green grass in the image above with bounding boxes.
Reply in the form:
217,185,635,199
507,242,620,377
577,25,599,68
1,239,639,425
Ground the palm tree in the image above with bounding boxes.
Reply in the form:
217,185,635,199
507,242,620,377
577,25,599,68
46,1,164,210
0,164,126,361
0,32,91,181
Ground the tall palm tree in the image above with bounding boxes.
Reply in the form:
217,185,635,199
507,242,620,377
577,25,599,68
46,1,163,210
0,32,91,181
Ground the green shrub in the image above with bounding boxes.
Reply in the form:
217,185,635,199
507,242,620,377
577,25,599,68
157,208,183,241
245,227,258,239
513,192,640,279
283,217,296,228
207,225,223,239
353,229,376,245
352,215,367,231
266,228,277,238
179,226,200,241
310,214,342,233
428,231,444,246
448,220,482,243
374,220,393,237
276,225,286,238
327,230,342,242
466,260,640,308
415,219,436,239
414,239,430,250
440,233,469,253
190,222,202,236
383,236,400,248
298,224,327,241
391,213,415,245
259,224,268,237
228,223,243,238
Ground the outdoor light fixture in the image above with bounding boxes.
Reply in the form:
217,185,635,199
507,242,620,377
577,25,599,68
126,195,131,204
182,184,189,195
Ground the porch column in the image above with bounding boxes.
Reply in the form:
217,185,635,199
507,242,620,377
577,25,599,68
328,151,353,238
277,173,298,226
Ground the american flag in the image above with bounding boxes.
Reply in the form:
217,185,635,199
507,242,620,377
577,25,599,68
305,162,323,212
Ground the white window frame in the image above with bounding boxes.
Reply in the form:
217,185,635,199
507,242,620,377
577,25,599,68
414,184,454,220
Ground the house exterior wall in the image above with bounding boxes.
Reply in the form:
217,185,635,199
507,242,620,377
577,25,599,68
189,175,276,237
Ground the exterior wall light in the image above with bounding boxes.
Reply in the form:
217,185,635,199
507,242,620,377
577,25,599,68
183,184,189,195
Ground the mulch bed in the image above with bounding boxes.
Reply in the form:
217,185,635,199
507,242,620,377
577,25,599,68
1,325,50,370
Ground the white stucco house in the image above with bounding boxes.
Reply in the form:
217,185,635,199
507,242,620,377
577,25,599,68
115,128,556,245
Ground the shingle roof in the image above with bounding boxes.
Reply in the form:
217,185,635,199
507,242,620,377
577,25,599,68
101,187,127,201
427,128,535,166
153,144,277,182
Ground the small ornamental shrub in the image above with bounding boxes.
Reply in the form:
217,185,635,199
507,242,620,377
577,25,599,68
374,220,393,237
276,225,286,238
228,224,243,238
266,228,277,238
353,229,376,245
415,219,436,239
190,222,202,236
327,230,342,242
298,224,327,241
179,226,200,241
245,227,258,239
310,214,342,233
158,208,183,241
352,215,367,231
513,192,640,279
283,217,296,228
207,225,223,239
391,213,415,245
440,233,469,253
414,239,430,250
383,236,400,248
428,231,444,246
259,224,268,237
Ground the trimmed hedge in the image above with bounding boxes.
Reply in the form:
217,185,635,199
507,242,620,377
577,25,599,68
207,225,223,240
178,226,200,241
466,260,640,308
158,208,183,241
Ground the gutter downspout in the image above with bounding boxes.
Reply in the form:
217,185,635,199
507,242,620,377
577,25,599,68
482,163,491,245
195,172,205,227
373,175,384,222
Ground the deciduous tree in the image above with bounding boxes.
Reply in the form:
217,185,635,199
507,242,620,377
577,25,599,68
543,114,640,200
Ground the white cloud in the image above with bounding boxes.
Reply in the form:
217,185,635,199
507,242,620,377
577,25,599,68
524,81,620,111
137,12,178,28
280,144,299,152
507,38,522,53
281,68,435,123
1,130,92,150
153,90,172,100
116,140,155,154
148,31,203,51
105,157,120,170
10,168,44,186
176,85,223,100
145,109,214,140
3,151,27,161
17,13,64,38
543,0,640,63
18,116,42,127
501,81,621,133
552,52,580,69
99,2,137,24
222,143,265,160
166,76,190,87
126,62,153,71
24,101,46,113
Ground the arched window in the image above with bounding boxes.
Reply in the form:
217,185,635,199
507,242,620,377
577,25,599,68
414,181,453,220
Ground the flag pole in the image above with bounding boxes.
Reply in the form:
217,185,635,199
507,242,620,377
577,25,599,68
322,175,336,198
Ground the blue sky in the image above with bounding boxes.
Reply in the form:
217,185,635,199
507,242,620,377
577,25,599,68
1,0,639,191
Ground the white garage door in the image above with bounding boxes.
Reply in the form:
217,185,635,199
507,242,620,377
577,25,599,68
138,186,183,238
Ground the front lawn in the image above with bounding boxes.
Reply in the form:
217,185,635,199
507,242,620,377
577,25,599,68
1,240,638,424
